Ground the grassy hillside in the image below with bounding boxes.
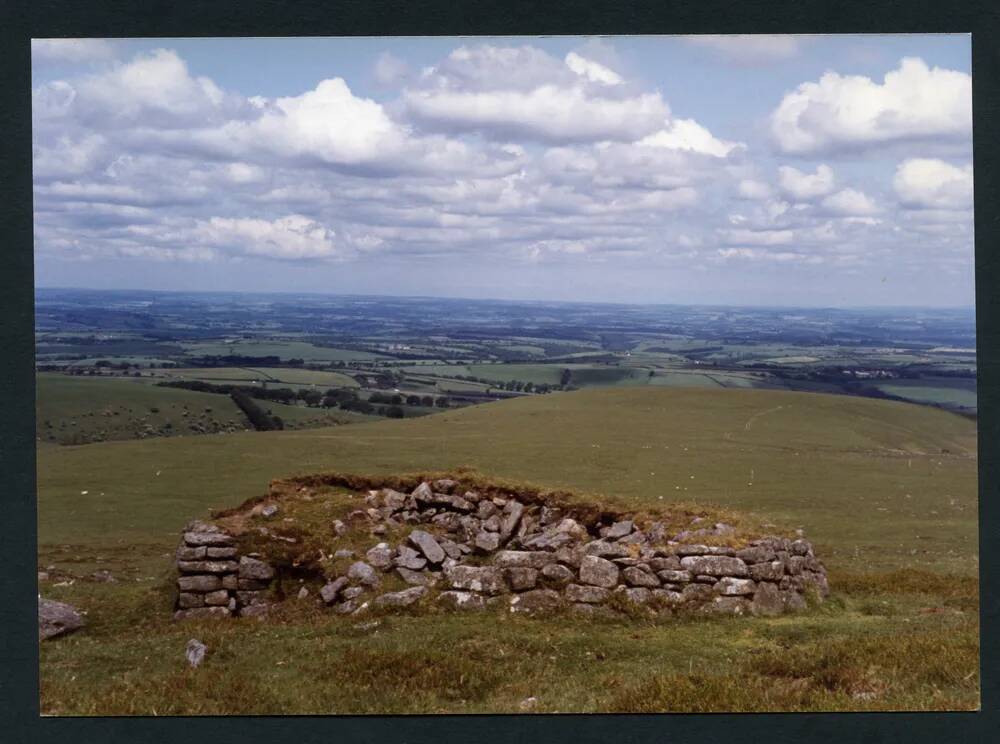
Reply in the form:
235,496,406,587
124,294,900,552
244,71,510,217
36,386,980,714
37,386,977,574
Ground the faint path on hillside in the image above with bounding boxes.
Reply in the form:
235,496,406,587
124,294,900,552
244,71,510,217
744,405,787,431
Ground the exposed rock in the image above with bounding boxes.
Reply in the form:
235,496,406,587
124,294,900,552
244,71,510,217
705,596,751,615
656,569,692,584
411,481,434,503
736,546,777,564
649,556,682,571
714,577,756,596
238,556,275,581
176,545,207,561
615,586,652,605
494,550,556,569
381,489,408,511
433,478,459,493
445,565,504,595
437,590,486,610
749,561,784,582
333,548,355,560
540,563,575,586
504,567,538,592
477,501,498,519
177,560,239,575
186,639,207,667
583,540,629,558
347,561,380,586
679,555,748,577
177,575,222,593
521,529,575,551
579,555,619,588
499,500,525,543
297,586,310,600
565,583,609,603
474,531,501,553
605,520,634,539
342,586,365,600
183,531,234,547
204,589,231,606
373,586,427,608
397,566,435,586
408,530,445,564
481,514,502,532
509,588,562,614
622,567,660,588
261,504,280,518
366,543,394,571
206,547,237,559
394,545,428,570
320,577,348,604
751,581,785,616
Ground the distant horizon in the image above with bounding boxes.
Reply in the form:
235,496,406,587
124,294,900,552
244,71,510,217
34,284,977,313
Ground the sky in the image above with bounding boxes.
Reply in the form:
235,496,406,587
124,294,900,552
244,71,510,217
31,34,974,307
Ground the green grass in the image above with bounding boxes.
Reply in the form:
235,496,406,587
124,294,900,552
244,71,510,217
157,366,359,388
876,379,978,409
36,386,979,714
181,340,384,362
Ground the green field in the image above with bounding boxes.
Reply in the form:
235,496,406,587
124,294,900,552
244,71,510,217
404,363,652,388
37,387,979,713
876,379,978,410
160,366,359,388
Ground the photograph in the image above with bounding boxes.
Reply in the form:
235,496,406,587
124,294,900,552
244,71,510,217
31,33,978,715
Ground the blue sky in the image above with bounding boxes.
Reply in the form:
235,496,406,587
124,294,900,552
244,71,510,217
31,35,973,306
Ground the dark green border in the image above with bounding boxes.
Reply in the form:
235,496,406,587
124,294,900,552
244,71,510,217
1,1,996,742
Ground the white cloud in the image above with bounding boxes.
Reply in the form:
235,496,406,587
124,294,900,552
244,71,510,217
778,164,835,200
737,179,773,200
721,228,795,246
821,188,879,216
893,158,973,210
771,57,971,155
32,39,115,64
373,52,411,87
402,44,670,143
194,215,343,260
565,52,623,85
685,35,801,62
638,118,742,158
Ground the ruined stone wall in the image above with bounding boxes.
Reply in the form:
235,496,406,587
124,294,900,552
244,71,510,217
173,477,828,621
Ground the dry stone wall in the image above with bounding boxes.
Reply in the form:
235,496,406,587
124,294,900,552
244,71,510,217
173,477,829,620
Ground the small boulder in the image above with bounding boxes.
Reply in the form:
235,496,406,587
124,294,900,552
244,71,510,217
408,530,445,564
565,583,609,603
38,598,84,640
397,567,435,586
622,567,660,588
366,543,394,571
509,588,562,614
238,556,275,581
474,531,501,553
437,590,486,611
504,567,539,592
679,555,748,577
604,520,634,539
347,561,380,586
394,545,428,570
540,563,575,586
185,639,207,668
320,577,348,604
714,577,756,596
445,565,505,595
579,555,619,588
751,581,784,617
373,586,427,608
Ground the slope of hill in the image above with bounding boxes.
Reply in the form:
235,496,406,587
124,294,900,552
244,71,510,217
37,386,978,575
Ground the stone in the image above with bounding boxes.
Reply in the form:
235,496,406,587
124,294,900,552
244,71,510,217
679,555,748,577
509,589,562,614
790,539,812,556
433,478,459,493
176,545,207,561
477,500,498,519
615,586,652,605
714,577,756,596
320,576,349,604
505,567,538,592
381,489,408,511
650,589,684,606
582,540,630,558
519,696,538,711
183,531,234,547
397,567,435,586
366,543,394,570
786,556,805,575
802,571,830,598
656,570,692,584
482,514,502,533
221,574,238,590
474,531,502,553
177,575,222,593
437,538,463,560
238,556,275,581
540,563,575,586
570,602,618,618
173,607,231,621
437,590,487,611
333,599,362,615
499,500,525,543
177,592,205,609
206,547,237,559
347,561,380,586
649,556,682,571
333,548,355,560
333,519,347,536
394,545,428,571
240,604,270,618
565,583,609,603
297,586,310,600
681,583,715,603
342,586,365,600
411,481,434,503
521,529,575,551
579,555,619,588
178,560,239,575
261,504,280,518
623,567,660,588
408,530,446,564
445,565,505,595
373,586,428,608
204,589,229,607
695,575,718,583
494,550,556,569
751,581,785,617
605,520,634,539
736,546,777,564
674,544,711,556
186,639,207,668
783,590,808,612
554,546,584,567
749,561,785,582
